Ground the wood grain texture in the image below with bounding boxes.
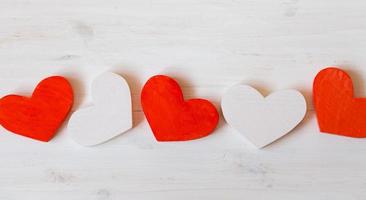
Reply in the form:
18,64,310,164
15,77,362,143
1,0,366,199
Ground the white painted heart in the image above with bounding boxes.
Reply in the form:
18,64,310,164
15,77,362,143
221,85,306,148
68,72,132,146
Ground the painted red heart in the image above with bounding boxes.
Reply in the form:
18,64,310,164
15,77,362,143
313,67,366,138
0,76,74,142
141,75,219,141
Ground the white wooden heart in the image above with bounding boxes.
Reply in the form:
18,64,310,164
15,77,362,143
68,72,132,146
221,85,307,148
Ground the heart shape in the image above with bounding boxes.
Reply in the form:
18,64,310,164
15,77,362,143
313,67,366,138
0,76,73,142
141,75,219,141
221,85,306,148
68,72,132,146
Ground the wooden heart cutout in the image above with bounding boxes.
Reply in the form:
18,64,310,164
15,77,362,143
313,67,366,138
141,75,219,141
222,85,306,148
0,76,74,142
68,72,132,146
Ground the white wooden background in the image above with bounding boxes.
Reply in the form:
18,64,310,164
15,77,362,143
1,0,366,199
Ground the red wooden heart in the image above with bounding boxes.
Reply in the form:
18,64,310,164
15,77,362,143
141,75,219,141
313,67,366,138
0,76,74,142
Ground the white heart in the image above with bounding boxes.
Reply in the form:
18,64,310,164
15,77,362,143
221,85,306,148
68,72,132,146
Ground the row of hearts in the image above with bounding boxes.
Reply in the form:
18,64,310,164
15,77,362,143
0,67,361,148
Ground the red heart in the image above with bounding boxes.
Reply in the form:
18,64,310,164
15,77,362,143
0,76,74,142
141,75,219,141
313,67,366,138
